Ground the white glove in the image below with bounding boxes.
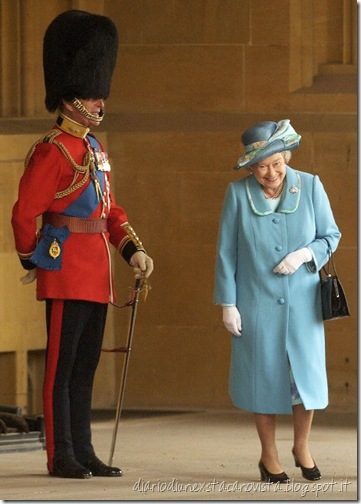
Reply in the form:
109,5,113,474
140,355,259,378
130,251,154,279
273,247,313,275
222,306,242,336
20,269,37,284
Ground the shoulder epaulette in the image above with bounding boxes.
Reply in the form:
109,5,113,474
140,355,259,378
24,129,63,168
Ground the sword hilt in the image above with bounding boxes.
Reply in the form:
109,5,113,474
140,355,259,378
136,275,150,301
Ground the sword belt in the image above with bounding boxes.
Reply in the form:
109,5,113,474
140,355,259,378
43,212,108,233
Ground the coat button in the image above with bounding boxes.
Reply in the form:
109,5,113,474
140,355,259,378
275,245,283,252
278,298,285,305
272,217,280,224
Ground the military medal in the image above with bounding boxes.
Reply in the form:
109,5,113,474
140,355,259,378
49,238,61,259
94,150,111,171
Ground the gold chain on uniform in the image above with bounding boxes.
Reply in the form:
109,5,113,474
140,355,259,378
25,129,94,199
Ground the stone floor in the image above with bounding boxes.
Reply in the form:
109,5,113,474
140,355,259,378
0,409,357,502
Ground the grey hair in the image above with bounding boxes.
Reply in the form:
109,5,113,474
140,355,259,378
282,150,292,163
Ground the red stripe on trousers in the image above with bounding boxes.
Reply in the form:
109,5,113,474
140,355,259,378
43,300,64,472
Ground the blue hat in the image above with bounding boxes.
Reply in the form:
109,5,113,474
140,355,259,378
234,119,301,170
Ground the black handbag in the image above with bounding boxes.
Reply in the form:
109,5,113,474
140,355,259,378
319,242,350,321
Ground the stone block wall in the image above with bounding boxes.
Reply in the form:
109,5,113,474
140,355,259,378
0,0,356,414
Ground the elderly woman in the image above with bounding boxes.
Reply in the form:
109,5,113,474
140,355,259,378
214,120,341,483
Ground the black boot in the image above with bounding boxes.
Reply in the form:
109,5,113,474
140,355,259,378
50,456,92,479
82,455,122,477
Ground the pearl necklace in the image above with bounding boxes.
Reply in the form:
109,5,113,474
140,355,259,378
263,180,285,199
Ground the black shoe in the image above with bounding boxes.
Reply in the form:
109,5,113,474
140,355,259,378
50,456,92,479
258,460,290,484
83,455,122,477
292,448,321,481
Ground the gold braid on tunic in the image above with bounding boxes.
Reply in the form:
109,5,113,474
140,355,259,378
25,129,93,199
119,223,145,253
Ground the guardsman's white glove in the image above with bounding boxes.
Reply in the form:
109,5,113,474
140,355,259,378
20,269,37,284
130,251,154,279
222,306,242,336
273,247,313,275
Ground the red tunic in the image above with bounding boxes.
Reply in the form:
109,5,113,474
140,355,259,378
12,125,141,303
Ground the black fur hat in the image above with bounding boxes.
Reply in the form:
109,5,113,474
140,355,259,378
43,10,118,112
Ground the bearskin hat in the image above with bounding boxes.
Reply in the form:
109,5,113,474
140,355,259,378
43,10,119,112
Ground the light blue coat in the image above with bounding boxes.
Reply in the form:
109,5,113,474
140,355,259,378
214,166,341,414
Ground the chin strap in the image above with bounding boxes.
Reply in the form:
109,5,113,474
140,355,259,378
72,98,104,122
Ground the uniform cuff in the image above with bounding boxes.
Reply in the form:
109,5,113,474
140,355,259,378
20,258,37,270
121,241,145,264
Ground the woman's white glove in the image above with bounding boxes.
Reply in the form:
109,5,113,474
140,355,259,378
130,251,154,279
273,247,313,275
20,269,37,284
222,306,242,336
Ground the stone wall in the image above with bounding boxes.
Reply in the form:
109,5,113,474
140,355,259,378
0,0,356,414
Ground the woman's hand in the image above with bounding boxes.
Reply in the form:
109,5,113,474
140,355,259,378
222,306,242,336
273,247,313,275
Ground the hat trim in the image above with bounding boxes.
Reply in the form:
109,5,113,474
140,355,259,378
245,140,268,153
243,133,300,160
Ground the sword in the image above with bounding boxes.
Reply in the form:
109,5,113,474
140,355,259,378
107,277,143,466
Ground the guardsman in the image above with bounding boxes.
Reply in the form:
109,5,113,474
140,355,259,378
11,10,153,479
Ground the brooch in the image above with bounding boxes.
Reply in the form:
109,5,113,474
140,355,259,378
289,185,299,194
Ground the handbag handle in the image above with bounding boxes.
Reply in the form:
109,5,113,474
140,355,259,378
322,237,337,277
